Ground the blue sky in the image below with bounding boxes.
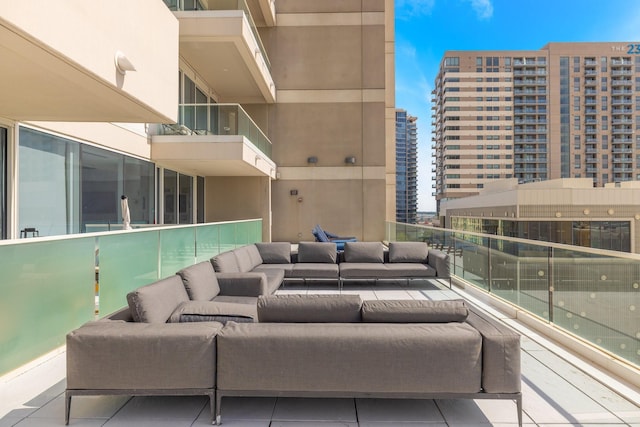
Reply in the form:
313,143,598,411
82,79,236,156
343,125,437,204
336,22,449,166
395,0,640,211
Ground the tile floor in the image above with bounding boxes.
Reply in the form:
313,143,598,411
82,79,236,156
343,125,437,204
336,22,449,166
1,280,639,427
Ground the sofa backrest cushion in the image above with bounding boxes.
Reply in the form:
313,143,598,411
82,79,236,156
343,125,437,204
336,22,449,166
361,299,469,323
169,300,256,324
176,261,220,301
211,250,240,273
257,294,362,323
255,242,291,264
388,242,429,263
126,275,190,323
297,242,337,263
343,242,384,263
234,245,263,272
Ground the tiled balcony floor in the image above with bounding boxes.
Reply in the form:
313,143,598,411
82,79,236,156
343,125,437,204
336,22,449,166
1,280,639,427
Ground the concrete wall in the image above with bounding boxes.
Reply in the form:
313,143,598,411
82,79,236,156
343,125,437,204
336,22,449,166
205,176,272,241
264,0,393,242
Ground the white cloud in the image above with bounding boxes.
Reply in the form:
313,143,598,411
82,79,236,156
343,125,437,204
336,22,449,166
465,0,493,20
396,0,436,20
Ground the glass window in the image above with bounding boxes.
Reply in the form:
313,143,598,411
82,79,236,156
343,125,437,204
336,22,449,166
197,176,205,223
18,127,80,236
179,173,193,224
81,145,121,230
163,169,178,224
124,157,155,226
445,57,459,66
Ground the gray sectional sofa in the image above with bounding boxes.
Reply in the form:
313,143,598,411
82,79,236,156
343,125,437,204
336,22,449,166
217,295,522,426
211,241,450,289
65,241,521,425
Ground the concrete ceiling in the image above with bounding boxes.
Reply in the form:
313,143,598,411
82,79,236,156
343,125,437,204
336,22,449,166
177,12,275,104
151,135,276,178
0,21,175,123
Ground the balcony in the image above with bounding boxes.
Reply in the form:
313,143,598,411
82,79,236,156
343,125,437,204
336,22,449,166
514,166,547,173
151,103,276,178
2,222,638,425
0,2,178,122
611,79,632,87
169,0,276,103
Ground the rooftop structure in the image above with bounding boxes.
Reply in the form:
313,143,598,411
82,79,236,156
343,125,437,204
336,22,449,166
441,178,640,252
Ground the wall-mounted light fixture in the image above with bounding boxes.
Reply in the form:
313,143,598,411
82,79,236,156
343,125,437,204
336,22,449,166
115,51,136,75
345,156,356,164
307,156,318,164
290,189,298,196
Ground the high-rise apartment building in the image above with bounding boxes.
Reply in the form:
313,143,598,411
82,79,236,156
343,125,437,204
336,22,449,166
395,109,418,223
0,1,395,242
431,42,640,212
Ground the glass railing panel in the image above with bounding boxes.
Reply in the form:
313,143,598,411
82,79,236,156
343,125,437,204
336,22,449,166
99,231,160,316
173,104,272,159
249,219,262,244
0,238,95,375
159,227,196,278
195,223,220,262
386,221,640,367
490,238,550,320
219,222,239,253
552,248,640,366
1,219,263,375
455,233,490,291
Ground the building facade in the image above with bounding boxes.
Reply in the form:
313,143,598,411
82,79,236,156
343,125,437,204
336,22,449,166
395,109,418,223
441,178,640,253
432,42,640,213
0,0,395,242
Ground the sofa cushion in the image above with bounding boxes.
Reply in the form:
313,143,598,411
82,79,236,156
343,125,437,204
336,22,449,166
217,322,482,394
126,275,190,323
234,245,263,272
289,263,340,279
176,261,220,301
362,299,469,323
255,242,291,264
257,294,362,323
384,263,436,277
388,242,429,263
169,300,256,324
297,242,337,263
211,251,240,273
339,263,388,278
67,321,221,390
343,242,384,263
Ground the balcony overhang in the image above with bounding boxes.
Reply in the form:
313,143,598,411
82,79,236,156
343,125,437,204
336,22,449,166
247,0,276,27
0,2,178,123
151,135,276,178
176,11,276,104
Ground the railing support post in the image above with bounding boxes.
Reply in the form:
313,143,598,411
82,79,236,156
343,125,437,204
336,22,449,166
548,246,554,323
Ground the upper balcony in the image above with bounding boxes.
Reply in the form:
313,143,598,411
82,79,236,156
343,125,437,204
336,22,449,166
166,0,276,104
0,2,178,122
151,103,276,178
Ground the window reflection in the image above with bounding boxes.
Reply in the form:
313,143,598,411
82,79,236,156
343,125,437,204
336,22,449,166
451,217,631,252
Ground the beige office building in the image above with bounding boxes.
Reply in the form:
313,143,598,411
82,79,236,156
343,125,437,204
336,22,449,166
0,0,395,242
432,42,640,212
441,178,640,253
